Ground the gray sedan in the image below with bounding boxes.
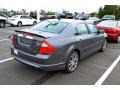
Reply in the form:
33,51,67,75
11,19,106,73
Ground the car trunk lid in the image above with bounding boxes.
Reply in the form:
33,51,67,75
14,29,58,55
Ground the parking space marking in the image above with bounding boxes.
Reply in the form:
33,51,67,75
95,55,120,85
0,39,9,42
0,57,13,63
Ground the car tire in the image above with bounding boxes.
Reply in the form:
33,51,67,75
100,40,107,52
65,51,79,73
17,21,22,27
33,21,37,26
116,36,120,43
0,21,5,28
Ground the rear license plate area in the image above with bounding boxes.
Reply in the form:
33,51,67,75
18,37,33,47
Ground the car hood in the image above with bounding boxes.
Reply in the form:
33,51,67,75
16,29,58,38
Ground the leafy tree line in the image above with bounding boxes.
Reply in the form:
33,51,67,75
98,5,120,20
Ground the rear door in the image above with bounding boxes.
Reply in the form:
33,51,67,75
86,23,104,51
20,16,27,25
20,16,32,25
75,23,94,57
25,16,34,25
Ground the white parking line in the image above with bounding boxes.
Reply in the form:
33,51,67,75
0,39,9,42
95,55,120,85
0,57,13,63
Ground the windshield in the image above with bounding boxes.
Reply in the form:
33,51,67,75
98,21,117,27
31,20,69,34
103,15,114,19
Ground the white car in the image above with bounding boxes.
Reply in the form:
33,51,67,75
86,17,100,25
8,15,37,27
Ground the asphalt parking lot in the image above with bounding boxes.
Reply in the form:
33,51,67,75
0,26,120,85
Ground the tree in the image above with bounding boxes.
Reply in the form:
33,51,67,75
21,9,28,15
117,6,120,20
98,5,120,20
40,10,46,15
98,7,104,19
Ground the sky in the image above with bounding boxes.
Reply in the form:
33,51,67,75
0,0,120,13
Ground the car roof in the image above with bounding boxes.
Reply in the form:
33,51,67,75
47,19,85,24
101,20,117,22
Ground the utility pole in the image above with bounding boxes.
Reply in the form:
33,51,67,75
37,10,40,23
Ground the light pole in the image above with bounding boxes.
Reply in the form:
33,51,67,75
37,10,40,23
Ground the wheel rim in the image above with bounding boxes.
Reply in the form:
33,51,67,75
0,23,4,27
68,52,79,72
117,36,120,43
18,22,22,27
33,22,37,25
103,41,107,51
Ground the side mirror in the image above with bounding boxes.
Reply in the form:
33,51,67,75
97,29,104,34
75,32,79,35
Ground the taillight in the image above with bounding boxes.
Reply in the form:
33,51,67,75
11,35,15,45
38,40,55,55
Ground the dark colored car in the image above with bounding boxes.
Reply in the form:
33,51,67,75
66,13,73,19
96,20,120,43
11,19,106,72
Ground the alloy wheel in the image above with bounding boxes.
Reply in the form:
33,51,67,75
66,51,79,72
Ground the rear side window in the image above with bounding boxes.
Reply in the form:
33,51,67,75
87,23,98,33
31,20,69,34
20,16,26,19
76,23,88,34
20,16,30,19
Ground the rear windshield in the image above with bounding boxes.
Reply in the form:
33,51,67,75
98,21,117,27
31,20,69,34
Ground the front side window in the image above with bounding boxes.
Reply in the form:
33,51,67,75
87,23,98,33
76,23,88,35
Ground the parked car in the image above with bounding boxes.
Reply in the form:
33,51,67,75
101,15,115,20
65,13,73,19
74,13,89,20
8,15,37,27
96,20,120,43
86,17,100,25
11,19,106,72
0,12,8,28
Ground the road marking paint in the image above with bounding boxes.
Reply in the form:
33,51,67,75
95,55,120,85
0,57,13,63
0,39,9,42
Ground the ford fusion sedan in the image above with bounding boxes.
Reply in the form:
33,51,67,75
8,15,37,27
11,19,106,73
96,20,120,43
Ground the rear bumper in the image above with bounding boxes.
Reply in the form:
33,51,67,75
11,47,65,71
107,34,119,41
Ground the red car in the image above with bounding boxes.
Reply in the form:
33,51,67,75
96,20,120,43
